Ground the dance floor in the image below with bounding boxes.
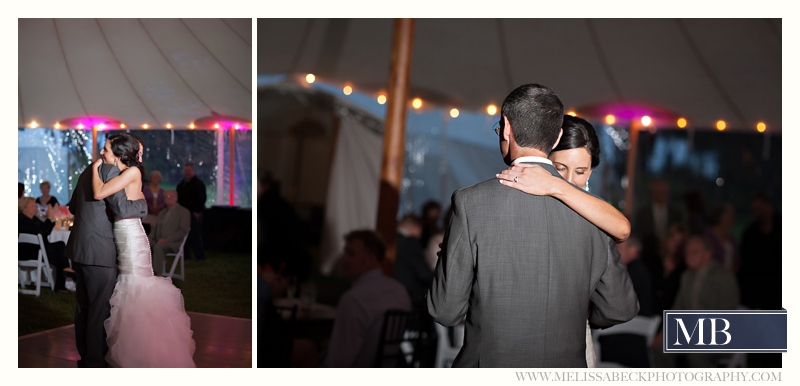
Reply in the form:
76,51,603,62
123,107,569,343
18,312,252,368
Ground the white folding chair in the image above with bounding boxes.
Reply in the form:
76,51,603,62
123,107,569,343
592,315,662,368
18,234,56,296
162,232,188,281
434,321,465,368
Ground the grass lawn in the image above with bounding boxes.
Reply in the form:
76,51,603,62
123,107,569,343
18,249,251,337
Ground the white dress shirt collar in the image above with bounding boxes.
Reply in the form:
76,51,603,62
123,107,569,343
512,156,553,166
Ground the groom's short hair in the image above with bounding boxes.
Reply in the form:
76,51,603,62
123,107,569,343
501,84,564,155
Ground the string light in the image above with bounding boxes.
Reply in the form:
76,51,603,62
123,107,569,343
77,123,84,129
305,73,315,84
605,115,615,125
716,120,726,131
142,123,149,129
98,123,105,130
30,121,38,128
487,105,497,115
214,123,220,129
412,98,422,109
677,118,687,128
189,123,195,129
757,122,766,132
166,123,172,129
54,122,60,129
120,123,126,129
566,111,577,117
343,85,352,95
450,108,459,118
377,94,387,104
641,116,652,126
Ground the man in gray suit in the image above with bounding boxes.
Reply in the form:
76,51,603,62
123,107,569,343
66,133,145,367
427,84,639,367
149,189,190,276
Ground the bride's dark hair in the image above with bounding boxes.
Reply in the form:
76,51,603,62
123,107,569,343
108,133,143,168
553,115,601,168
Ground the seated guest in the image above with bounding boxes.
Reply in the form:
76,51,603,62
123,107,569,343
143,170,165,229
653,235,739,368
149,190,190,276
394,214,433,311
36,180,59,207
19,182,24,199
18,196,71,292
322,230,411,367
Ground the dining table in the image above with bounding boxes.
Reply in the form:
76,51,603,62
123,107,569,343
273,297,337,341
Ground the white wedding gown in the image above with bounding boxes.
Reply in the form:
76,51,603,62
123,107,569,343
104,203,196,368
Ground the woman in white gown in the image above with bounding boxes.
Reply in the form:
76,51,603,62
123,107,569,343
91,134,196,368
496,115,631,368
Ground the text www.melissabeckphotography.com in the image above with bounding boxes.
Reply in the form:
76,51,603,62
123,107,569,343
514,371,782,382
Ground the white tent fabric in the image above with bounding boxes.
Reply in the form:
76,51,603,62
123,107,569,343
19,18,251,128
319,113,383,275
258,18,781,133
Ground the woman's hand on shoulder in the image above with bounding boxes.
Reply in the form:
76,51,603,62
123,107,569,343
496,163,563,196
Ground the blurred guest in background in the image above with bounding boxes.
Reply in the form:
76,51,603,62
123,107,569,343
258,171,312,282
322,230,411,367
19,182,25,199
18,196,71,293
653,235,739,368
143,170,165,231
394,214,434,311
653,223,688,318
149,190,190,276
634,179,683,287
419,200,442,249
177,164,206,261
739,194,781,310
424,206,453,270
705,203,739,272
37,180,59,207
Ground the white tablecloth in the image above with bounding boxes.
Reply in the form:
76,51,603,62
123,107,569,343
48,229,70,244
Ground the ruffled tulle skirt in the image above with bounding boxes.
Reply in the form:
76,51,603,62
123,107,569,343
104,218,196,368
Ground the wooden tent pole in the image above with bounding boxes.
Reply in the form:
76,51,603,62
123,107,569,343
92,126,98,161
623,120,640,218
376,18,415,276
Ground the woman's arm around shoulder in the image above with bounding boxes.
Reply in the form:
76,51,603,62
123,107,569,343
497,163,630,242
91,160,141,200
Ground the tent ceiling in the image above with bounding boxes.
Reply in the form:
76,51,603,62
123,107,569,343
19,18,252,128
258,18,781,133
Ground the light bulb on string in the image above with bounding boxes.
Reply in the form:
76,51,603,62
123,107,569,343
412,98,422,109
487,105,497,115
677,118,687,128
757,122,766,133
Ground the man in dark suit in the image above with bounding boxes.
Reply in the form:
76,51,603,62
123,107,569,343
66,134,144,367
176,163,207,261
393,214,433,311
428,84,639,367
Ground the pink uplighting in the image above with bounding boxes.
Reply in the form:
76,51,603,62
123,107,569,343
577,103,680,127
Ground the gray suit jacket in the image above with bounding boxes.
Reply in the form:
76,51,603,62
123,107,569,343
427,162,639,368
66,163,144,267
151,203,191,244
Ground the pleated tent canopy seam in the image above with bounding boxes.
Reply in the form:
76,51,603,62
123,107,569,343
19,18,252,130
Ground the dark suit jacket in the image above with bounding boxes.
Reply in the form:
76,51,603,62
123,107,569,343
18,213,55,261
66,163,143,267
394,232,434,311
428,162,639,368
